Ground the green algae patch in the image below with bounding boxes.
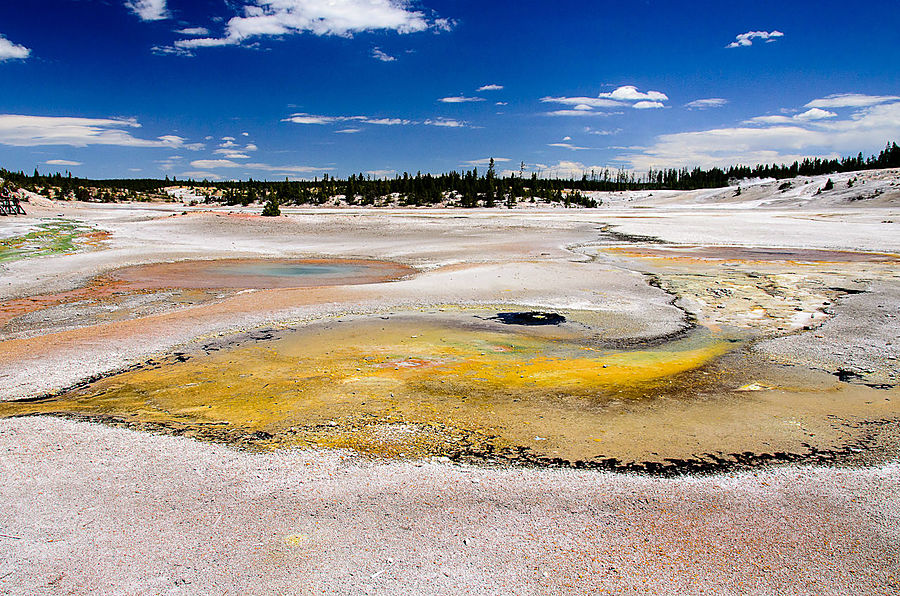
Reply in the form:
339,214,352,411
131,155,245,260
0,219,109,263
3,312,898,470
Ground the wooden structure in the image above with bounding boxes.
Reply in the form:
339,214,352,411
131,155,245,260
0,186,26,215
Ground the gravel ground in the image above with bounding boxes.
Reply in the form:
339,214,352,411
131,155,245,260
757,280,900,387
1,416,898,596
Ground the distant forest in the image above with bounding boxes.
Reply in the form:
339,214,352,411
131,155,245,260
3,142,899,209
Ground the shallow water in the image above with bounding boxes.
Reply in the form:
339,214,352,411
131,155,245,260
109,258,414,289
4,310,897,471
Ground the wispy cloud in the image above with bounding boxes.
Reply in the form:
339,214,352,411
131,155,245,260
179,171,222,180
371,47,396,62
367,118,411,125
282,113,412,126
424,118,467,128
175,27,209,36
0,114,198,148
126,0,168,21
726,30,783,48
584,127,620,136
477,84,503,92
335,128,362,134
283,113,360,125
0,34,30,61
805,93,900,109
686,98,728,110
170,0,437,52
213,148,252,159
46,159,82,167
548,137,589,150
439,96,485,103
283,113,454,128
189,159,331,174
541,96,623,110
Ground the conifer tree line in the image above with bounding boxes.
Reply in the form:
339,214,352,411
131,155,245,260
3,142,898,208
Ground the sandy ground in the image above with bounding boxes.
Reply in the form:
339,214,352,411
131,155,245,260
1,172,900,594
2,417,898,595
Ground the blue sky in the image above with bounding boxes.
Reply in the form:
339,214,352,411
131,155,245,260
0,0,898,180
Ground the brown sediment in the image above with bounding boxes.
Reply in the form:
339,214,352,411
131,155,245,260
0,278,129,326
4,313,897,472
606,245,900,263
0,257,415,337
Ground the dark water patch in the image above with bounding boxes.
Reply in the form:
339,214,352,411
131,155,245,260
491,311,566,326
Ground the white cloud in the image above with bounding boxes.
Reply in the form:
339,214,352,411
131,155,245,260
495,101,508,106
477,84,503,92
805,93,900,109
0,114,193,148
335,128,361,134
727,30,783,48
366,169,396,178
461,157,510,167
686,98,728,110
439,96,485,103
424,118,467,128
794,108,837,121
46,159,82,166
745,107,837,125
0,34,30,61
245,143,258,151
619,99,900,170
433,18,455,32
633,101,665,110
371,47,396,62
176,27,210,36
221,136,236,141
599,85,668,102
542,86,668,116
126,0,168,21
173,0,434,50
